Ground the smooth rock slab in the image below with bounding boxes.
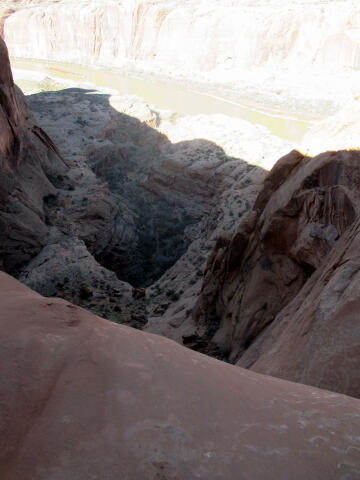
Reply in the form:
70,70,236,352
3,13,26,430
0,273,360,479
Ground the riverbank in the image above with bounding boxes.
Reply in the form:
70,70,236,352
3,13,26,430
4,0,360,122
11,57,313,145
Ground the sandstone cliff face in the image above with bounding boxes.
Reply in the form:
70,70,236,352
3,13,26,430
3,1,360,116
194,148,360,397
0,36,23,167
0,35,117,268
4,1,360,72
244,215,360,398
0,36,141,322
0,36,69,274
1,272,360,480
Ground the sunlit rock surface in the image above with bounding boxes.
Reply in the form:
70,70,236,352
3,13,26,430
301,98,360,156
1,272,360,480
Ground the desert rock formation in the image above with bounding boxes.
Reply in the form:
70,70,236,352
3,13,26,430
194,148,360,397
22,81,298,346
1,272,360,480
4,0,360,71
0,36,68,274
0,33,284,330
0,36,144,322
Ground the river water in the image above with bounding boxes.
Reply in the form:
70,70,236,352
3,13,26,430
11,57,314,143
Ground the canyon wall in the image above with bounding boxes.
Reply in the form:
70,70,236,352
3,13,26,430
0,36,69,274
0,35,143,323
3,1,360,76
194,148,360,398
0,33,271,330
0,35,118,272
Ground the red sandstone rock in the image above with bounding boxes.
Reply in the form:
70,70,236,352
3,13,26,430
1,272,360,479
194,149,360,398
242,215,360,399
0,36,119,292
0,36,69,274
0,36,24,166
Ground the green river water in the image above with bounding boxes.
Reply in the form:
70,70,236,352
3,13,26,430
11,57,315,143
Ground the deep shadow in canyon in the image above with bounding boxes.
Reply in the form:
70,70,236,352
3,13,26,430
25,87,261,290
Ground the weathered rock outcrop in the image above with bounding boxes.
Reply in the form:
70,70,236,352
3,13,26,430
194,148,360,397
243,214,360,398
1,272,360,480
0,38,113,254
0,36,140,321
24,86,285,294
0,33,273,329
0,36,69,274
18,229,148,327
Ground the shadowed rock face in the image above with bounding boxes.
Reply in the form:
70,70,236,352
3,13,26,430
194,149,360,397
1,272,360,480
0,34,269,327
24,87,263,289
0,37,137,321
0,36,23,166
0,37,70,274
